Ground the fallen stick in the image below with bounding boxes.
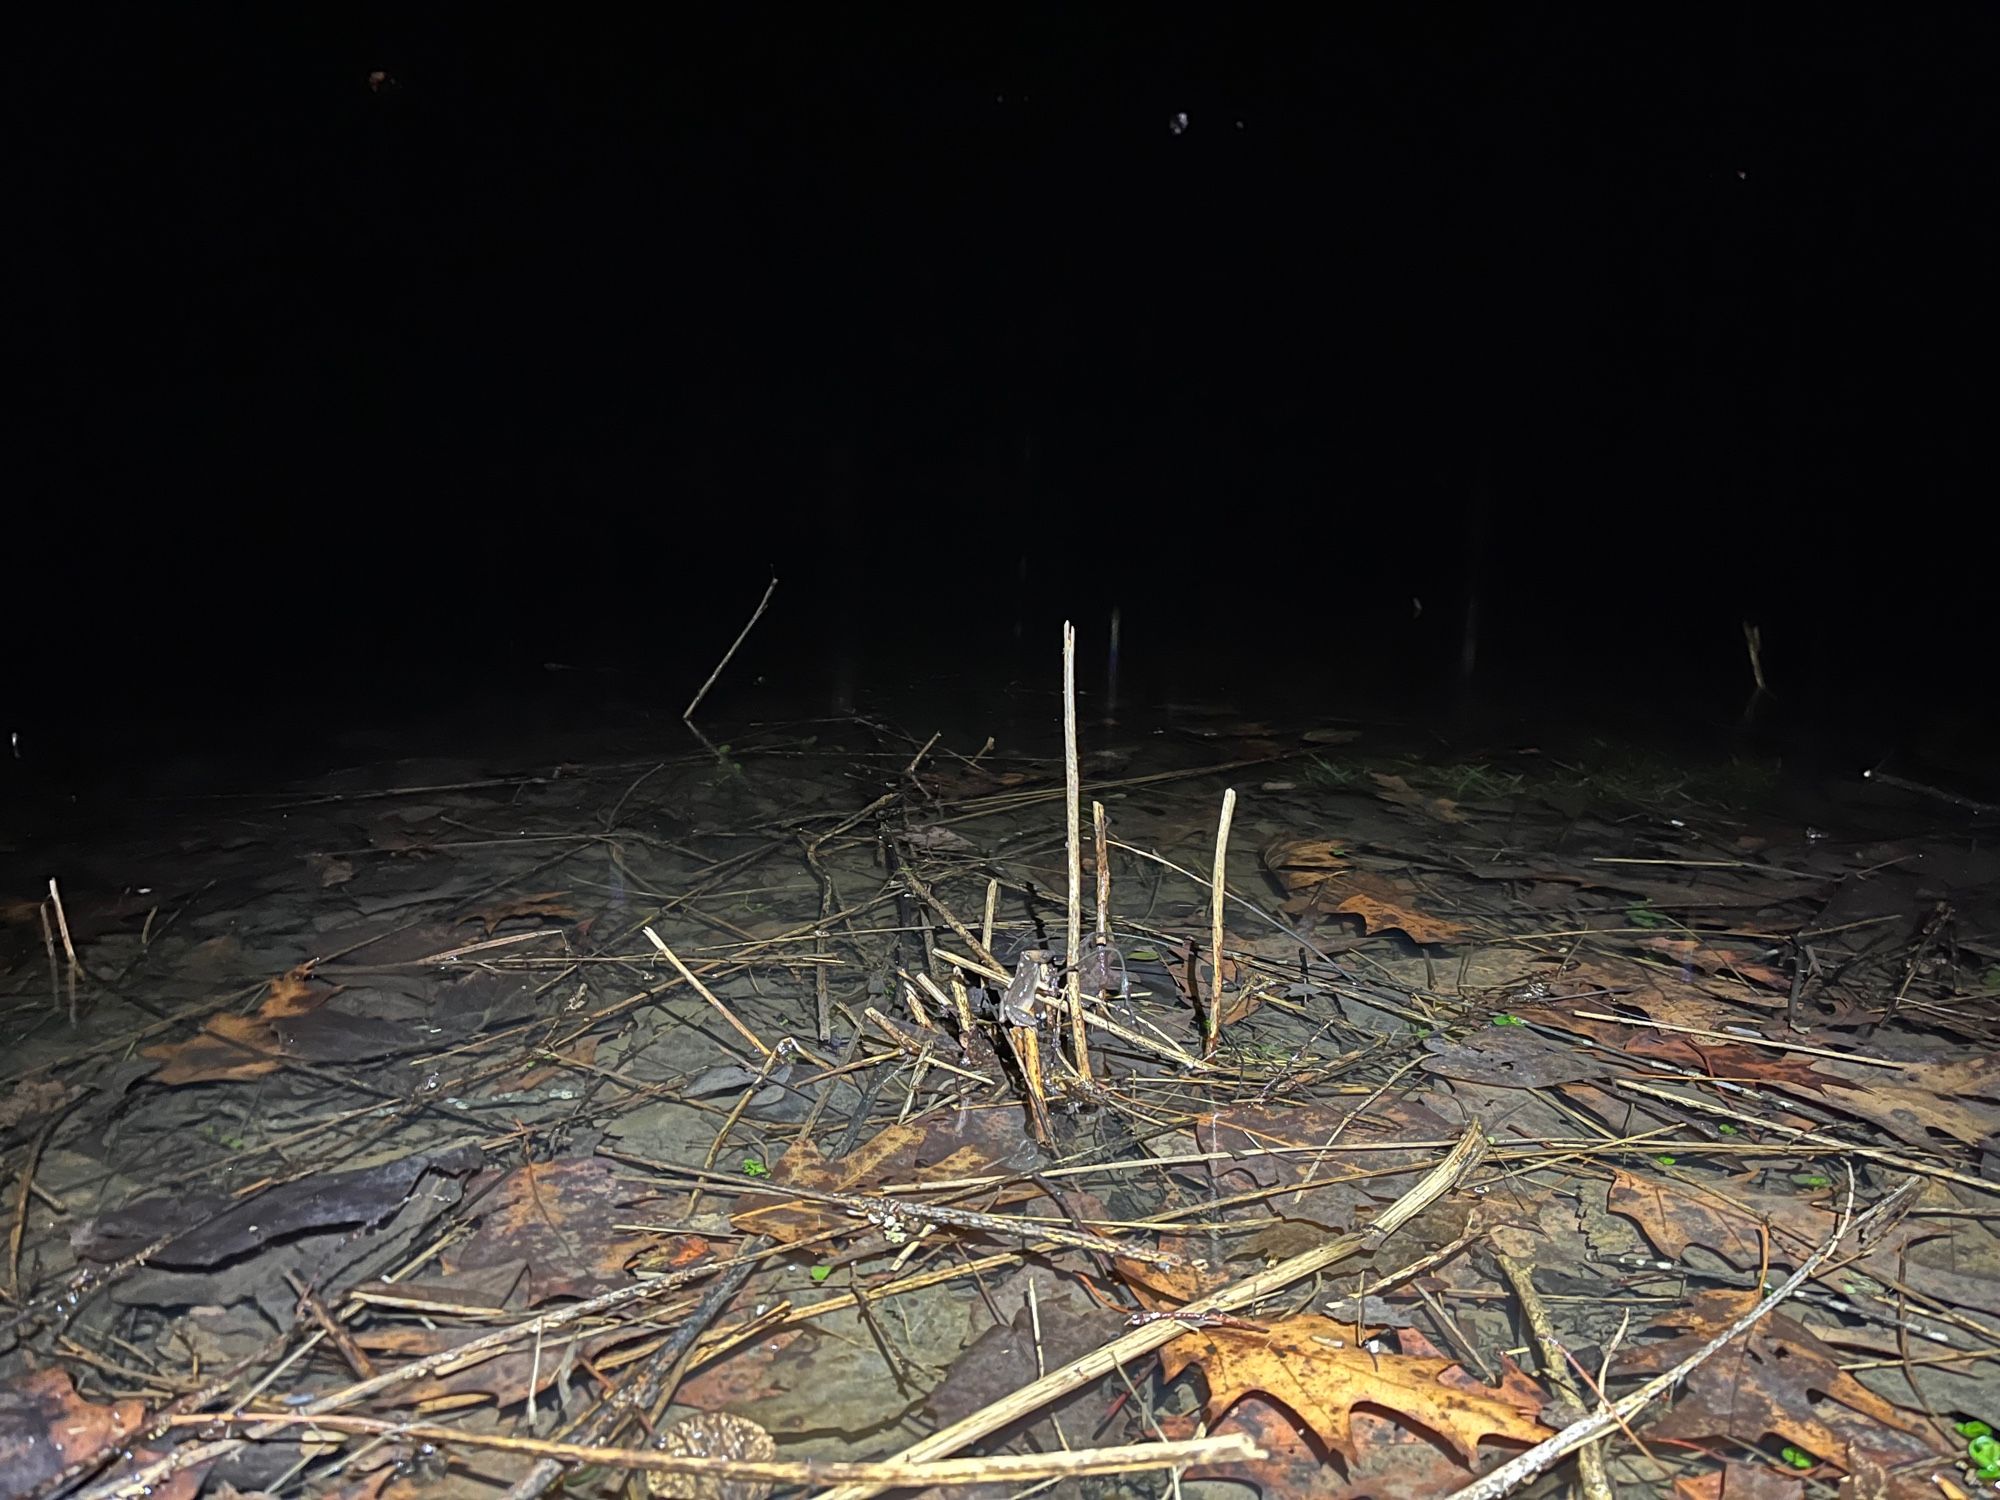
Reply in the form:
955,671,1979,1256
168,1415,1262,1491
683,574,778,721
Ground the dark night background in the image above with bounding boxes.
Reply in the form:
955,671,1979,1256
10,8,1998,782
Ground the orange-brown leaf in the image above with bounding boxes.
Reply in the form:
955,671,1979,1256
461,892,584,936
1262,835,1350,892
1369,772,1470,824
143,967,335,1083
1158,1314,1549,1463
1334,888,1469,946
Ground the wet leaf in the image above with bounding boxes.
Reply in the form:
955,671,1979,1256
1158,1314,1550,1463
450,1157,685,1300
460,892,583,935
1368,772,1470,825
0,1368,152,1495
1421,1028,1609,1088
1626,1293,1943,1474
731,1112,1036,1244
75,1146,484,1268
1332,883,1469,946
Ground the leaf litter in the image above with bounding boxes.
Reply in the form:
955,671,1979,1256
2,651,2000,1500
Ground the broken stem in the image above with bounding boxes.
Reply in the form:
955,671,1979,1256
810,1124,1490,1500
682,574,778,721
1062,621,1090,1082
1204,788,1236,1056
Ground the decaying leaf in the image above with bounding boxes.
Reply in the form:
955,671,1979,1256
1158,1314,1550,1463
142,966,334,1083
732,1112,1037,1244
0,1368,152,1495
449,1157,686,1299
1606,1168,1774,1267
1268,846,1470,944
1332,883,1469,945
460,892,584,935
1369,772,1470,824
1637,934,1788,989
1422,1027,1610,1089
1262,835,1351,891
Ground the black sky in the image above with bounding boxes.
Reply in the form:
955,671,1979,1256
13,8,1999,752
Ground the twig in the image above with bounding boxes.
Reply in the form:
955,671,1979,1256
1063,621,1090,1082
1204,788,1237,1056
1493,1251,1614,1500
642,927,774,1059
683,574,778,721
1862,764,2000,815
1741,619,1770,696
798,832,839,1042
1875,899,1950,1035
1092,800,1111,943
1613,1078,2000,1198
1105,840,1430,1028
688,1048,786,1220
46,877,79,969
8,1114,62,1296
1567,1010,1908,1070
501,1243,772,1500
603,761,667,832
71,1248,759,1500
898,868,1006,979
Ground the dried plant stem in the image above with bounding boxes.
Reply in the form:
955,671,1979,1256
687,1048,785,1220
642,927,773,1059
799,832,839,1042
1742,618,1770,695
682,573,778,721
811,1125,1490,1500
46,878,79,969
1092,800,1111,942
1493,1251,1615,1500
1204,788,1237,1056
899,867,1005,977
38,902,59,1013
173,1413,1258,1492
1570,1009,1907,1069
1062,621,1091,1081
1007,1023,1054,1144
78,1248,765,1500
932,947,1010,987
